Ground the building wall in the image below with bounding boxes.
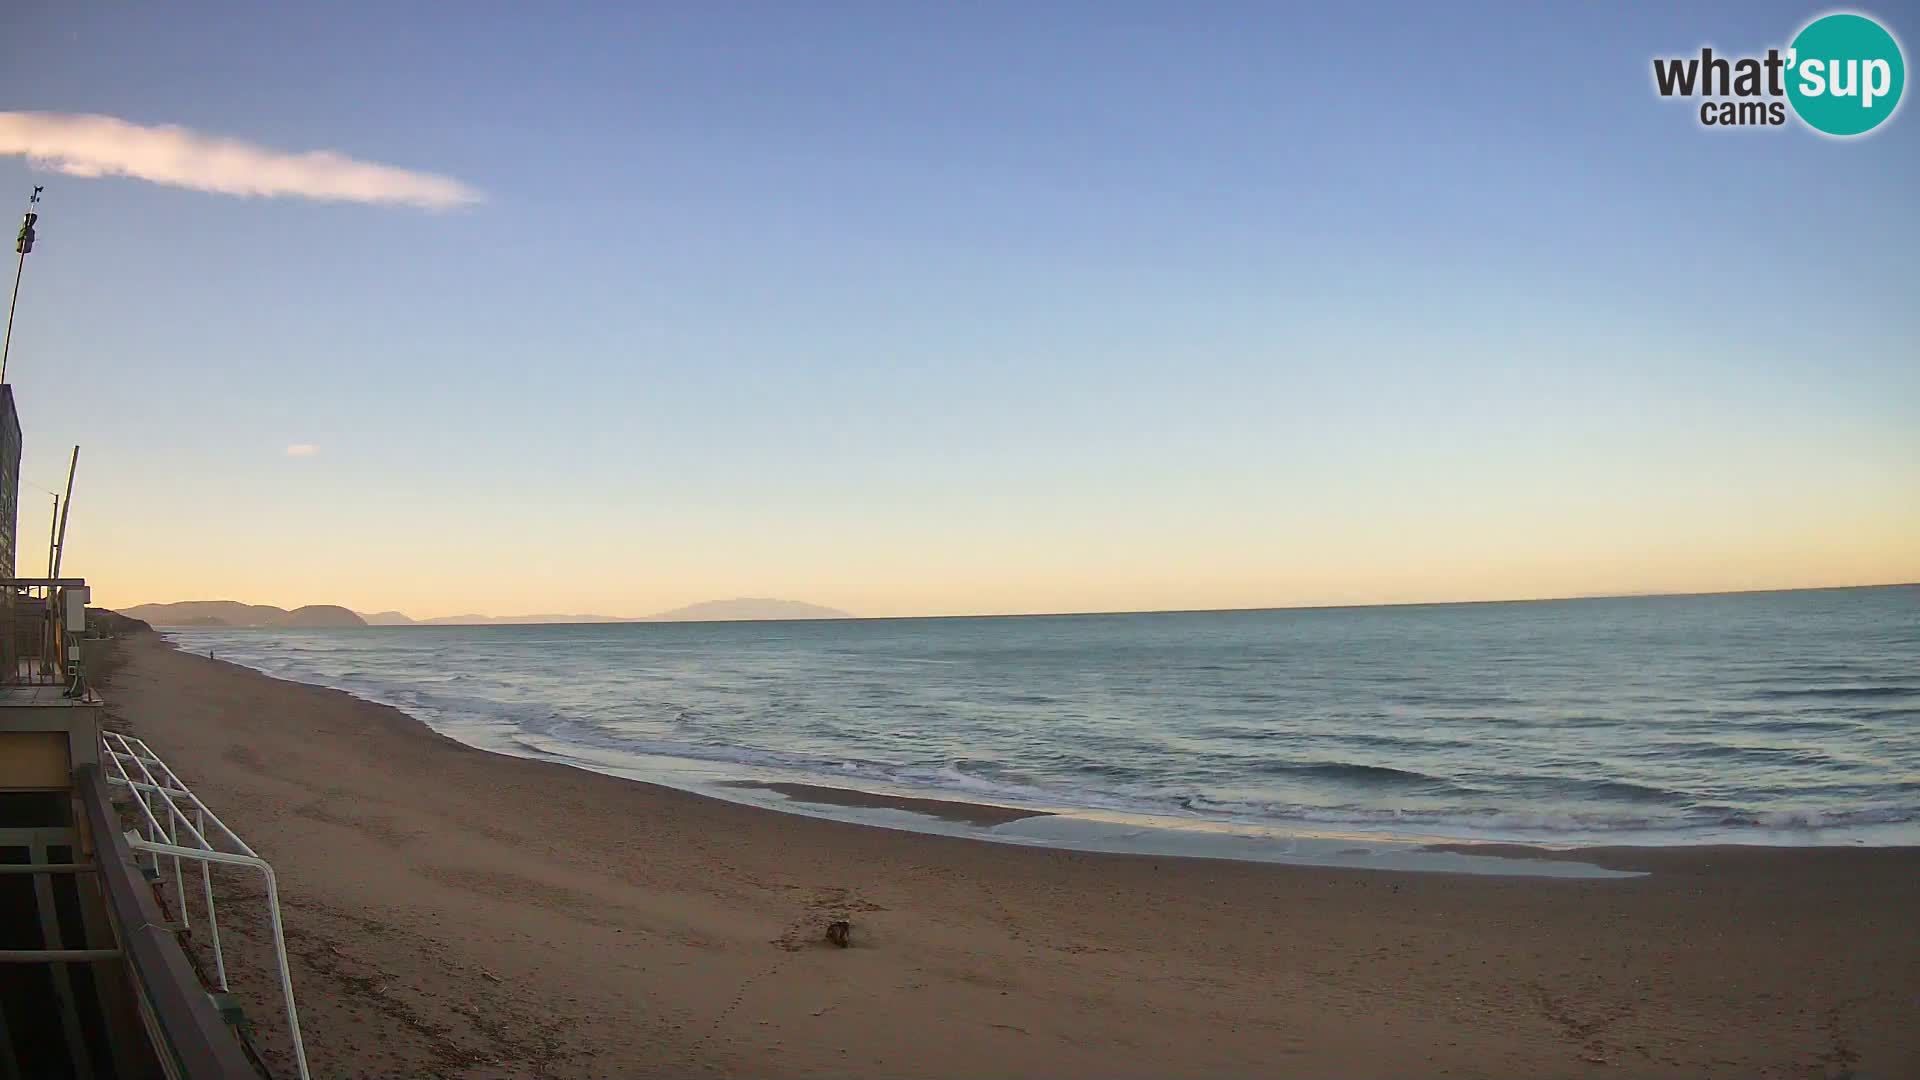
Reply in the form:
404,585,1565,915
0,385,18,579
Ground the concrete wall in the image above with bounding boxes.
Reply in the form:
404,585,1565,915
0,384,19,578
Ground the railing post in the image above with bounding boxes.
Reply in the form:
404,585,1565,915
197,807,226,991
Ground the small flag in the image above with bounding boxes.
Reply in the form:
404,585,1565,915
14,212,34,255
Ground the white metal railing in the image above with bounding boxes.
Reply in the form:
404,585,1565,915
100,731,311,1080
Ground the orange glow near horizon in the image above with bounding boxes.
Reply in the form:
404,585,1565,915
49,488,1920,620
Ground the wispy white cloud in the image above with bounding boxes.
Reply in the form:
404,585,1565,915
0,112,482,210
285,444,319,458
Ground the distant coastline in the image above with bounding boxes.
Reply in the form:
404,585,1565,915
118,596,853,628
112,581,1914,629
113,601,369,628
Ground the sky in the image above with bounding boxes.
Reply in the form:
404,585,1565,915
1,1,1915,619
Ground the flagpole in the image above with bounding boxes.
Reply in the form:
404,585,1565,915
2,186,44,385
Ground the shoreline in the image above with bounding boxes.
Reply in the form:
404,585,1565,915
101,630,1920,1077
717,780,1057,826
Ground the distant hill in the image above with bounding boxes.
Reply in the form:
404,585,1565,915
119,600,366,628
120,601,289,627
124,597,848,628
87,608,152,637
647,598,851,622
275,605,368,628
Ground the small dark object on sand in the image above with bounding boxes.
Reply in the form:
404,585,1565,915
825,920,852,948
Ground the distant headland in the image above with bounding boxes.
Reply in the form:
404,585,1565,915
115,601,369,628
117,597,852,627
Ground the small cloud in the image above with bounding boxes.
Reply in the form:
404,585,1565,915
286,444,319,458
0,112,483,210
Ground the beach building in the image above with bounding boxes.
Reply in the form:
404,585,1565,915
0,379,284,1077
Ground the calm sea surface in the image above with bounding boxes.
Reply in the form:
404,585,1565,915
170,587,1919,848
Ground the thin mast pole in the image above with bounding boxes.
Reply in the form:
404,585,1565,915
1,247,24,384
46,493,59,577
2,186,42,385
52,446,77,579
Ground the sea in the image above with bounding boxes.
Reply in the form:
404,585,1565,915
167,586,1919,866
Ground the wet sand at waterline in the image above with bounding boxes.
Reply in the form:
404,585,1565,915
716,780,1055,825
99,632,1917,1078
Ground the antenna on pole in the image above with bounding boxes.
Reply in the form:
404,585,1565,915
51,445,77,579
2,186,44,386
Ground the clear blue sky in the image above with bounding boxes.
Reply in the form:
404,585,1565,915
2,2,1915,617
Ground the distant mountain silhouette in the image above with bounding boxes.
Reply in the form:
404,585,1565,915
122,597,848,628
275,605,367,628
119,600,367,628
646,598,851,622
119,601,284,627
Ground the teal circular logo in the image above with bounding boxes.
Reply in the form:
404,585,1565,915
1787,13,1905,136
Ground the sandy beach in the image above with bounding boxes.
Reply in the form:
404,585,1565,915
96,631,1917,1079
